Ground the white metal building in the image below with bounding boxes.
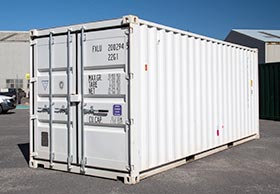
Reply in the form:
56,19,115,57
0,31,30,92
225,30,280,64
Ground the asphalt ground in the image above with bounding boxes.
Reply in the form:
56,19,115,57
0,109,279,194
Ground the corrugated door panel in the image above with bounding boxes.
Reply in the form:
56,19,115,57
34,35,77,163
80,28,129,171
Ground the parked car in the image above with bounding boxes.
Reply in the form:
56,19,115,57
0,88,16,98
0,95,16,114
0,88,26,104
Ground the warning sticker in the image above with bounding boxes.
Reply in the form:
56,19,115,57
41,80,49,91
113,104,122,116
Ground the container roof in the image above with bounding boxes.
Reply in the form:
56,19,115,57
0,31,29,42
233,29,280,42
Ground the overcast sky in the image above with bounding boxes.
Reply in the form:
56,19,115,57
0,0,279,40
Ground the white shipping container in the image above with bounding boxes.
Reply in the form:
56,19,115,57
29,15,259,184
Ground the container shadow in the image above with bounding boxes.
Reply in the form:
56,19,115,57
18,143,29,165
0,111,15,115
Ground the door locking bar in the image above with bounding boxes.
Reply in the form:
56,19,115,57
80,27,86,173
66,29,72,170
54,106,68,114
49,32,54,167
84,106,109,117
37,106,51,114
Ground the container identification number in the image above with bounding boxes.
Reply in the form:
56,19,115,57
108,43,125,51
108,53,118,61
107,43,125,61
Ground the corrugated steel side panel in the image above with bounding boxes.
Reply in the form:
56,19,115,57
131,24,259,172
259,62,280,120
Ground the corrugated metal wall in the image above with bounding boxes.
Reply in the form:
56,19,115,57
132,24,259,171
259,62,280,120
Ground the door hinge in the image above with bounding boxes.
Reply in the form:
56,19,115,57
126,119,134,125
126,73,134,80
125,119,134,132
70,94,81,103
125,27,134,35
30,77,37,83
126,165,134,171
50,153,55,161
80,157,87,173
30,40,37,46
67,155,73,170
50,152,55,167
30,115,37,120
30,152,38,157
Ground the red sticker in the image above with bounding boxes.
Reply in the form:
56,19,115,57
145,64,148,71
217,130,220,136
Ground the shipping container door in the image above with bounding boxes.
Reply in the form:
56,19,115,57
78,28,129,171
34,33,77,166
